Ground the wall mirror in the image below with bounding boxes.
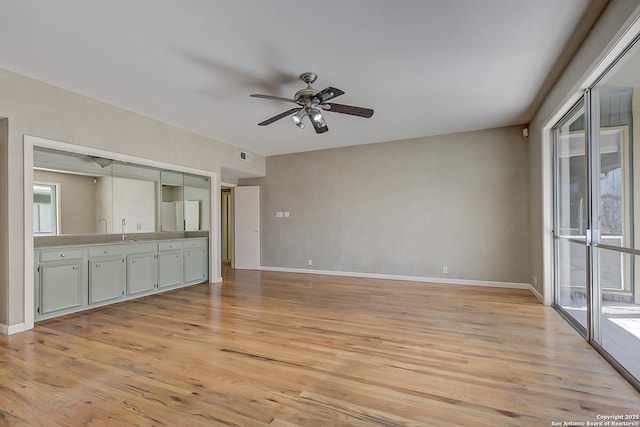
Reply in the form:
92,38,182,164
33,146,210,236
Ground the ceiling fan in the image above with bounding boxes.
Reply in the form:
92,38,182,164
250,72,374,134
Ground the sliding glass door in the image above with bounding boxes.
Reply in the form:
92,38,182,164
593,47,640,383
553,36,640,388
554,104,589,333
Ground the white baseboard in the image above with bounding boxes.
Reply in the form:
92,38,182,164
528,284,545,303
259,266,531,291
212,276,223,284
0,322,30,335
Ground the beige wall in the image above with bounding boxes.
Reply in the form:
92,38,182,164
528,0,640,298
33,170,98,235
0,68,265,329
0,118,8,324
243,126,530,283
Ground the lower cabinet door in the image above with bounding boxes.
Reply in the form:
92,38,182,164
40,260,82,314
184,248,206,283
158,250,182,288
128,252,157,295
89,256,125,304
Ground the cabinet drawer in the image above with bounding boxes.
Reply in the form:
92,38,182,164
183,239,206,249
158,241,183,252
39,249,83,262
88,245,123,258
127,243,157,254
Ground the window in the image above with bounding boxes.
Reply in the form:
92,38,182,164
33,183,58,235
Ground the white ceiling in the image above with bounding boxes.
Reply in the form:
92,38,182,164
0,0,598,156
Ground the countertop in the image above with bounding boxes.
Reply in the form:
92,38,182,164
34,231,209,249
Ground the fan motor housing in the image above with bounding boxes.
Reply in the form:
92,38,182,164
294,87,319,105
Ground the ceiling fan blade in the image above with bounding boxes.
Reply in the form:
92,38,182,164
324,103,374,118
257,107,301,126
313,87,345,104
309,115,329,134
250,94,298,104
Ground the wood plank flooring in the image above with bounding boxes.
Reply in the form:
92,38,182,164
1,268,639,426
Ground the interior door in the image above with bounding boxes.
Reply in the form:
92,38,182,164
233,186,260,269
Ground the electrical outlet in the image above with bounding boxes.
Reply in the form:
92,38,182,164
442,265,448,274
276,211,284,218
307,259,313,266
532,276,538,286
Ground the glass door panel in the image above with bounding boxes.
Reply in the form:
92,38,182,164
596,247,640,381
557,240,588,328
592,38,640,384
555,103,588,331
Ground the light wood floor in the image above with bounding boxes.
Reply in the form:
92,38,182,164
1,269,639,426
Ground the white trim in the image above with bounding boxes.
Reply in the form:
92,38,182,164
22,135,219,334
212,276,223,284
528,284,544,303
23,140,35,332
542,124,554,306
580,13,640,91
259,266,531,290
0,322,29,335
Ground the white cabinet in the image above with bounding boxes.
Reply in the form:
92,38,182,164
39,259,82,315
37,248,84,317
183,239,208,284
184,200,200,231
88,245,125,304
89,256,125,304
161,200,200,231
158,241,183,288
127,248,157,295
35,237,208,320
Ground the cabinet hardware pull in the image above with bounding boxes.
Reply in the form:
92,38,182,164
60,254,65,258
73,266,78,270
105,250,109,254
95,264,100,268
132,259,136,263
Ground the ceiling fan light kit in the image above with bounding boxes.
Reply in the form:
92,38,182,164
250,72,374,134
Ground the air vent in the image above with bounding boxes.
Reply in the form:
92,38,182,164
240,151,251,162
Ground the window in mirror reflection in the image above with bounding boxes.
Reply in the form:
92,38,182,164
33,183,58,235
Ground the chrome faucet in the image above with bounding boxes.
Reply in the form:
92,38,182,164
121,218,126,241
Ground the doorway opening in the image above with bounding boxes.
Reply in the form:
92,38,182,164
221,187,233,266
